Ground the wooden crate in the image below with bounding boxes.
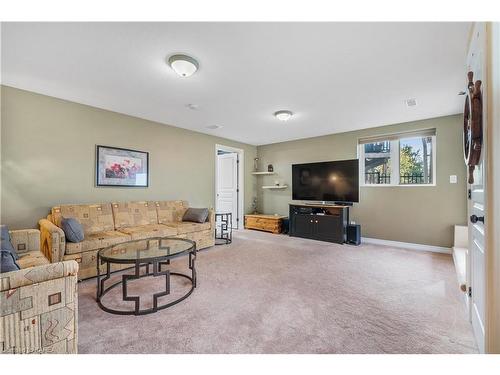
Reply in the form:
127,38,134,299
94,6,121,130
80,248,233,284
244,214,287,234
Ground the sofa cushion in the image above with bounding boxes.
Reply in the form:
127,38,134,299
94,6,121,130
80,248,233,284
156,200,189,224
111,201,158,229
52,203,115,235
163,221,211,235
117,224,177,240
0,251,20,273
65,230,131,254
17,250,50,269
182,208,209,223
61,217,85,243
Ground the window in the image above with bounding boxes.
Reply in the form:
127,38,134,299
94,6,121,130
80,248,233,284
358,129,436,186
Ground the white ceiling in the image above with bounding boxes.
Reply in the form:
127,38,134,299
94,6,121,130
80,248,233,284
1,22,471,146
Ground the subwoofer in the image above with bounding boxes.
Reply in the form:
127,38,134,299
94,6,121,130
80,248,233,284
347,224,361,245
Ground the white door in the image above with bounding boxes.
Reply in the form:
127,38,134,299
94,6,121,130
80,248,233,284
216,152,239,229
467,24,486,353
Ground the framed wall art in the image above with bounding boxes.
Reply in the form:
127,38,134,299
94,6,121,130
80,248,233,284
96,145,149,187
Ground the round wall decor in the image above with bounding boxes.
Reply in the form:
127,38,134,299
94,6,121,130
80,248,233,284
463,71,483,184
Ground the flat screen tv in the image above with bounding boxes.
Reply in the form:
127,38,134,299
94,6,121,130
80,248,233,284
292,159,359,203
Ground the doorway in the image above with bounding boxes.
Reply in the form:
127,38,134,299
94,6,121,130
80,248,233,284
215,144,244,229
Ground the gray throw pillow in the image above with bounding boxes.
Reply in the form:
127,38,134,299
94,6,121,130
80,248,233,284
0,224,18,260
61,217,85,243
182,208,209,223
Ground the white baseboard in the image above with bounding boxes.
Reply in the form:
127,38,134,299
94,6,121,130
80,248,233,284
361,237,452,254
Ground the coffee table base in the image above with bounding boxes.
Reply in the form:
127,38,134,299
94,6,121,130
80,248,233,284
96,255,196,316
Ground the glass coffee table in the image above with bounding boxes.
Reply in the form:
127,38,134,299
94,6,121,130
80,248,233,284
96,237,196,316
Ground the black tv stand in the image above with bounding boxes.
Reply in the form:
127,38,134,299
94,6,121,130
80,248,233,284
333,201,353,207
289,203,349,244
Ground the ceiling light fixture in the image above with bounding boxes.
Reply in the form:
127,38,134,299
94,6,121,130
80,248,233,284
405,98,417,107
168,54,199,78
274,110,293,121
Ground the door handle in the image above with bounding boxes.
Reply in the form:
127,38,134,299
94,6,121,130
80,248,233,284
470,214,484,224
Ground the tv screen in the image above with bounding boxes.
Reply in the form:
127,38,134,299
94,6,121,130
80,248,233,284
292,159,359,203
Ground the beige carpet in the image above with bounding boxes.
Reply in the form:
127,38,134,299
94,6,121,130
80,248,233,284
78,230,477,353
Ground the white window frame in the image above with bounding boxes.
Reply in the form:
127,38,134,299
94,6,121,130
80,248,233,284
358,136,436,187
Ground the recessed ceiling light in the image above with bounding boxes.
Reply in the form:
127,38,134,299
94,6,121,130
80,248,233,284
206,125,223,130
405,98,417,107
274,110,293,121
168,54,199,78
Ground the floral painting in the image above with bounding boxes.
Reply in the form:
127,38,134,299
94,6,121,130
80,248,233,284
96,145,149,187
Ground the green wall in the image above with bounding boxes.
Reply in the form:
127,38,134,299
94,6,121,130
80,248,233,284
1,86,466,247
256,115,467,248
1,86,257,229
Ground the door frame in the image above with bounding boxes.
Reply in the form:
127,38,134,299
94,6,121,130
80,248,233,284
485,21,500,354
215,144,244,229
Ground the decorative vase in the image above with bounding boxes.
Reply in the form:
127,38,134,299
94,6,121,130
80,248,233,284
254,158,259,172
267,164,274,172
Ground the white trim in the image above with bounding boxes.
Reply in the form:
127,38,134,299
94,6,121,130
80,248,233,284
215,144,244,229
362,237,451,254
390,139,399,185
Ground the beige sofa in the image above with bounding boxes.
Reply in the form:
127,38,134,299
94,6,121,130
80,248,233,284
1,229,78,354
38,200,215,280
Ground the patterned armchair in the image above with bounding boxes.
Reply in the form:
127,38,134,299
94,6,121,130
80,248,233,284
0,229,78,354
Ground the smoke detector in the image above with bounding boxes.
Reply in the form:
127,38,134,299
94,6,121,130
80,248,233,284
405,98,418,107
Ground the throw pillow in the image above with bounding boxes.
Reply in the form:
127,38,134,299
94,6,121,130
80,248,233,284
0,224,18,260
61,217,85,243
182,208,209,223
0,250,20,273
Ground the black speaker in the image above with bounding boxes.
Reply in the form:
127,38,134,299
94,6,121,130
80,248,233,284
347,224,361,245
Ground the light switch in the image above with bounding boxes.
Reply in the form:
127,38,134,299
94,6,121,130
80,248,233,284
449,175,458,184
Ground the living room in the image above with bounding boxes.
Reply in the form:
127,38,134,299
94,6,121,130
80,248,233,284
1,1,500,373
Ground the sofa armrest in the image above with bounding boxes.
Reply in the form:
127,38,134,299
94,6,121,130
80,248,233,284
0,260,78,291
9,229,40,255
39,219,66,262
0,260,78,354
208,208,215,230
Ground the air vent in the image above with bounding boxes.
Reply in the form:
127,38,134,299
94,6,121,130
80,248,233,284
405,98,417,107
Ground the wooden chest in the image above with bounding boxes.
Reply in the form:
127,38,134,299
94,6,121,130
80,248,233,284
244,214,287,234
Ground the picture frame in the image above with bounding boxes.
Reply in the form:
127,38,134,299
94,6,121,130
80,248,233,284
95,145,149,187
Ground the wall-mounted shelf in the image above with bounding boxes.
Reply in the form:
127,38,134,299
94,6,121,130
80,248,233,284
262,185,288,189
252,171,276,175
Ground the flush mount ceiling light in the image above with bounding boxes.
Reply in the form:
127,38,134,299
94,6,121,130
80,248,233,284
168,54,199,78
274,110,293,122
405,98,417,107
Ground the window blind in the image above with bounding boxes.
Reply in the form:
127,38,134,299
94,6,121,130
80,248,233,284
358,128,436,145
